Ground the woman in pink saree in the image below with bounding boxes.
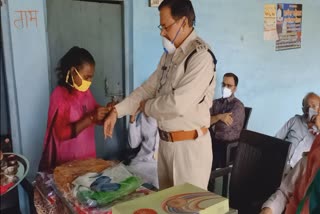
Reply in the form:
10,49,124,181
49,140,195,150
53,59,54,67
38,47,109,172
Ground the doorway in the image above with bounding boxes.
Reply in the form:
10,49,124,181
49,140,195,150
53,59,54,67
46,0,127,159
0,11,12,149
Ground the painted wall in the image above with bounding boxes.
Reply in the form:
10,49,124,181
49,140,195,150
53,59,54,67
132,0,320,136
132,1,163,87
1,0,50,178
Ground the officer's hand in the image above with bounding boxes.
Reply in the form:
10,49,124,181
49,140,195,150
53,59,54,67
260,207,272,214
130,107,141,124
220,112,233,126
104,108,118,139
130,114,136,123
139,100,149,116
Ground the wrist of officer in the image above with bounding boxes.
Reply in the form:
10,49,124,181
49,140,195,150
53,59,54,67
111,107,118,118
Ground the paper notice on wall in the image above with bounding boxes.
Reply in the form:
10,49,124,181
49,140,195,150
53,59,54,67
264,4,278,41
275,4,302,51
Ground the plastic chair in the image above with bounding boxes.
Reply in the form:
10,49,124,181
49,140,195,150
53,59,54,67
243,107,252,129
226,107,252,165
209,107,252,196
229,130,290,213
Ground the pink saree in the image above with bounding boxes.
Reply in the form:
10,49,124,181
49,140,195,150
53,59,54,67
39,86,97,172
285,135,320,214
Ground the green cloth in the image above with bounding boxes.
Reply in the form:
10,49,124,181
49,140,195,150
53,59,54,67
77,176,142,207
296,169,320,214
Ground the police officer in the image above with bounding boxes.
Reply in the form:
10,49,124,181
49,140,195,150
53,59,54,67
104,0,216,190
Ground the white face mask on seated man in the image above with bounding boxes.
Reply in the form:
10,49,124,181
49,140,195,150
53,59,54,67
308,105,320,135
222,87,232,99
308,107,318,122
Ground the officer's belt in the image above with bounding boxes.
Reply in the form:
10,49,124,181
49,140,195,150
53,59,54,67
158,127,208,142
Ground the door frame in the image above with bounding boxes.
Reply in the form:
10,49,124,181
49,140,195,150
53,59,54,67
1,0,23,154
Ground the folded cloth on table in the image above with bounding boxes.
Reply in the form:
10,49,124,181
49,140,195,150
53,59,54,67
73,163,143,207
53,158,115,192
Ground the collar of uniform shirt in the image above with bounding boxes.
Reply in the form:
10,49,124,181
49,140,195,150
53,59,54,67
179,29,197,54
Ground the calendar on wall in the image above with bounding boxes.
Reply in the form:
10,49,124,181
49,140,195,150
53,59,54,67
149,0,163,7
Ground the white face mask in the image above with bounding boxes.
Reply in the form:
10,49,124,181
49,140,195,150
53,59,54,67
222,87,233,98
308,107,318,121
161,18,186,54
162,37,176,54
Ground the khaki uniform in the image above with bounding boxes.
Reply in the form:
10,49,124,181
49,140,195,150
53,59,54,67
115,30,216,190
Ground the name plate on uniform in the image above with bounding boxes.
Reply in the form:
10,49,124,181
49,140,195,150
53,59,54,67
112,183,229,214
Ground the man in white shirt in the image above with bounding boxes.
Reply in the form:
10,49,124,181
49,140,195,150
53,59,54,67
275,92,319,174
126,112,159,189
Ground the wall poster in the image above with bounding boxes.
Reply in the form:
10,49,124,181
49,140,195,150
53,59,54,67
275,3,302,51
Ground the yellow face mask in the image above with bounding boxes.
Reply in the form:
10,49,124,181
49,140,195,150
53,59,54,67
65,68,92,92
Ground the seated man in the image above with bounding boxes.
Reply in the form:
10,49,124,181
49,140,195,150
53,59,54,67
275,92,319,175
126,112,160,189
209,72,245,170
260,117,320,214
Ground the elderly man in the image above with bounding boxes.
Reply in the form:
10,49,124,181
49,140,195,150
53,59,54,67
276,92,320,175
104,0,217,190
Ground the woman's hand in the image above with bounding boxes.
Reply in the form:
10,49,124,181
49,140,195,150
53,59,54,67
93,107,110,123
106,101,117,111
